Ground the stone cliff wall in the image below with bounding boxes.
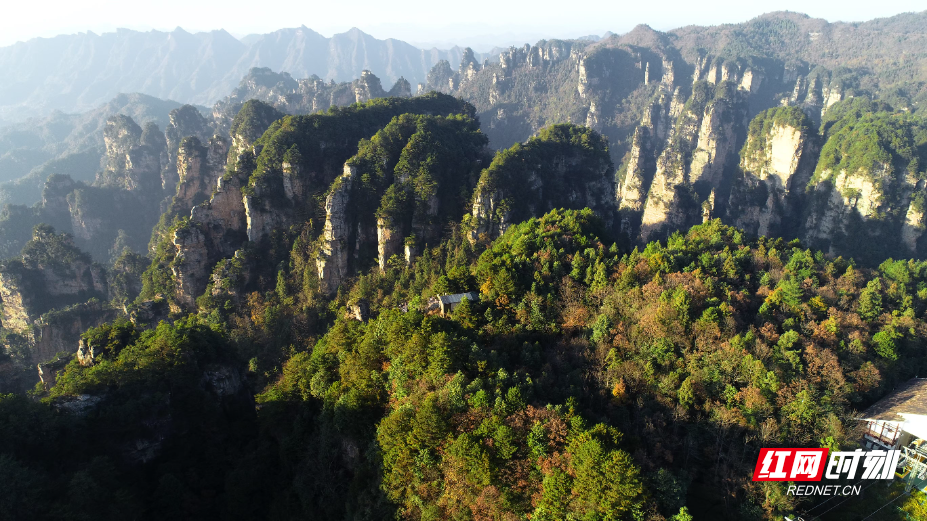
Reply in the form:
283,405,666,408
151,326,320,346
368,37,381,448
317,164,355,294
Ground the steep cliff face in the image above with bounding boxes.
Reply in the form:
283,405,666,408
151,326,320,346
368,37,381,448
638,91,706,241
728,107,814,238
0,266,33,332
467,124,614,243
630,81,750,241
191,167,249,257
353,70,386,104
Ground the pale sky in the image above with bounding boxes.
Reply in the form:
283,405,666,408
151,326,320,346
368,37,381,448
1,0,925,50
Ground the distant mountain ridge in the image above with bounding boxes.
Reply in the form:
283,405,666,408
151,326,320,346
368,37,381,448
0,26,474,123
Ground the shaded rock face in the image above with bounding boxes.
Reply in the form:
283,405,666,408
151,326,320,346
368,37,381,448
624,83,750,242
637,99,702,241
202,365,243,397
53,394,102,415
244,194,287,244
470,187,509,241
618,127,655,214
191,170,248,257
171,224,210,309
387,77,413,97
801,165,920,259
689,100,740,188
128,298,169,329
41,175,79,226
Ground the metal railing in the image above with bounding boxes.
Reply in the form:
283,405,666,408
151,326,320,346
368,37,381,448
899,445,927,490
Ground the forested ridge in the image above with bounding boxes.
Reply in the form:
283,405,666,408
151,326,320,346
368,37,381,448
4,206,927,519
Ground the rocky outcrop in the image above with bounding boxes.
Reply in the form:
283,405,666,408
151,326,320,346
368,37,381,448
377,218,402,272
729,108,814,238
227,99,285,162
689,100,739,188
128,298,169,329
41,175,79,227
639,104,704,241
469,186,509,241
354,70,386,103
468,124,614,243
208,250,251,303
37,356,70,389
174,135,230,215
387,77,413,98
618,127,654,213
98,116,167,193
171,224,210,309
0,267,33,332
202,365,243,397
902,194,926,253
797,109,927,261
638,84,747,241
32,300,117,364
0,239,107,336
76,337,97,366
191,167,249,258
317,165,355,294
164,105,214,191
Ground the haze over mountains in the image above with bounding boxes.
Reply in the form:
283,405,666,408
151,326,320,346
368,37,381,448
0,26,473,123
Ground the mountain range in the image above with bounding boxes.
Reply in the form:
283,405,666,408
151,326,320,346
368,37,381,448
0,26,474,123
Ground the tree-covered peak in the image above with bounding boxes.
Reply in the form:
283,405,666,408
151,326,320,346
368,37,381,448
20,224,92,268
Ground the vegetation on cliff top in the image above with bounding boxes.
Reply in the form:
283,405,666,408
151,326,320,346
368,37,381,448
465,124,613,239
